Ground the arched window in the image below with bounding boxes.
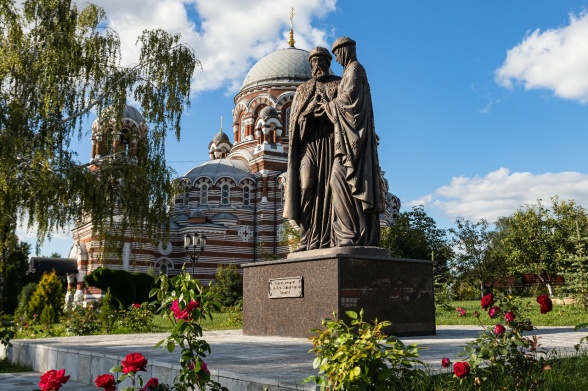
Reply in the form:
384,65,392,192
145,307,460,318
200,184,208,205
240,116,246,142
160,263,168,275
221,183,230,205
285,107,291,137
243,186,251,206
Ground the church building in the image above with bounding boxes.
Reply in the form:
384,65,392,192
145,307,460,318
67,34,400,305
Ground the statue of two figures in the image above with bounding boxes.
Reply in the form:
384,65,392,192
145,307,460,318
284,37,385,252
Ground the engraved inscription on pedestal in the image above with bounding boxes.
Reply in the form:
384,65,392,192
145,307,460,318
268,276,303,298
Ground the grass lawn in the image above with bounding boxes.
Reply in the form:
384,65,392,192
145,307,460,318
393,350,588,390
0,359,32,373
150,311,241,333
436,299,588,326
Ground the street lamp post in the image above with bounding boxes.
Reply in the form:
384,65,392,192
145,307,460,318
184,233,206,277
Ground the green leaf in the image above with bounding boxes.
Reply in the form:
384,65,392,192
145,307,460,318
109,365,122,373
345,311,358,319
167,341,175,353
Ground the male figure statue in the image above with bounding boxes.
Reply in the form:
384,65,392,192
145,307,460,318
284,47,341,251
318,37,384,246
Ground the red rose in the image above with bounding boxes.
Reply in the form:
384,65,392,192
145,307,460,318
95,373,116,391
122,352,148,374
39,368,70,391
453,361,470,378
480,293,494,309
537,294,553,314
145,377,159,388
488,306,500,318
473,311,479,317
494,324,506,335
133,303,141,309
171,299,200,321
504,311,515,322
441,357,451,368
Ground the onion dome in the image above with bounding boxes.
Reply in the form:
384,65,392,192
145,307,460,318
182,159,254,184
208,129,232,159
240,47,312,92
212,129,230,144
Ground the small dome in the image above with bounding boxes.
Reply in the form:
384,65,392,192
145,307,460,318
121,105,144,124
259,106,279,119
182,159,254,184
240,47,312,92
212,130,231,144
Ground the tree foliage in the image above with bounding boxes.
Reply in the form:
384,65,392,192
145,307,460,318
0,237,31,314
449,218,507,297
27,270,64,320
497,197,588,295
208,264,243,308
0,0,198,251
380,205,452,277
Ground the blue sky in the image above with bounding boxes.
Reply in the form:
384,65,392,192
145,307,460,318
24,0,588,256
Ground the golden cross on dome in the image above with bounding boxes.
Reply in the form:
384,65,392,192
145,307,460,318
288,7,296,47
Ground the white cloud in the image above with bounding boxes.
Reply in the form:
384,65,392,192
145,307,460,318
411,168,588,223
496,12,588,103
90,0,337,93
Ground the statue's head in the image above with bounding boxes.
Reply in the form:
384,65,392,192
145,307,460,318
331,36,356,65
308,47,332,81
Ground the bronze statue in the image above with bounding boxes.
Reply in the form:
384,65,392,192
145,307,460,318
284,47,341,251
317,37,384,247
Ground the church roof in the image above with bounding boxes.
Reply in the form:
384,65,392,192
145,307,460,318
182,158,253,184
121,105,144,124
240,47,312,92
211,130,231,145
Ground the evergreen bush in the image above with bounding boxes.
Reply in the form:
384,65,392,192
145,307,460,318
208,264,243,308
27,271,64,321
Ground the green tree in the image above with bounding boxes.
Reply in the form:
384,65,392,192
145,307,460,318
497,197,588,296
0,0,197,253
380,205,452,277
27,270,65,320
449,218,507,298
0,238,30,314
208,264,243,308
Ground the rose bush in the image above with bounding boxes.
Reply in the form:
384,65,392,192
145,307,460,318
458,294,555,389
303,309,425,390
151,268,228,391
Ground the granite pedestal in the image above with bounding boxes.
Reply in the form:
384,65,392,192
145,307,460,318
242,247,436,338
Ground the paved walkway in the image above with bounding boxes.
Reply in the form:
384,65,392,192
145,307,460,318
1,326,586,390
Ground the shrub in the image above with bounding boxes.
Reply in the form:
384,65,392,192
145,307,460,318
208,264,243,308
64,302,100,336
39,305,55,331
458,293,554,389
98,288,117,334
304,309,425,390
151,269,228,391
27,271,64,322
13,282,37,323
116,303,155,333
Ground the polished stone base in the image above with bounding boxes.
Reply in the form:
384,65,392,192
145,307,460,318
242,247,436,338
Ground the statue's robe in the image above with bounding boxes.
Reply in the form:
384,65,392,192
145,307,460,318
284,75,340,250
324,61,384,246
